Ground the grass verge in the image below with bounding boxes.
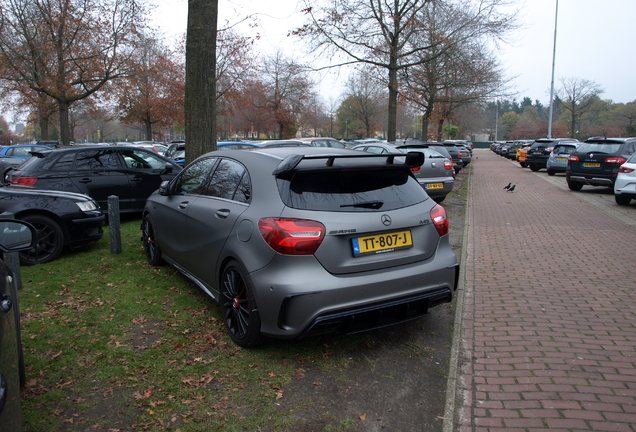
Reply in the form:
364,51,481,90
20,217,377,431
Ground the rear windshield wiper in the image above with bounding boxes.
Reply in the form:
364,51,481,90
341,201,384,209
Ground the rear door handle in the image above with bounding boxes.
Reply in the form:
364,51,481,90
78,178,92,183
216,209,230,219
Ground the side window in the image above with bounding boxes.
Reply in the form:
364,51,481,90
366,146,386,155
204,159,249,202
629,142,636,154
172,157,217,195
51,152,76,171
120,149,167,169
75,150,120,170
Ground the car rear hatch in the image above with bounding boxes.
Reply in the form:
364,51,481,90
274,152,445,275
396,145,453,181
526,140,554,160
568,140,625,176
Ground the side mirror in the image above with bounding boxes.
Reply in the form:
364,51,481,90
0,220,37,252
158,180,170,196
163,163,173,174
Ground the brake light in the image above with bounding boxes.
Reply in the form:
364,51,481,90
410,166,421,172
430,204,449,237
443,160,453,170
568,155,579,162
606,157,626,165
618,166,635,173
10,176,38,186
258,218,326,255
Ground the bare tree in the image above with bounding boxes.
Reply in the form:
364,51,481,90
296,0,518,142
259,51,313,139
400,4,510,140
342,68,384,138
0,0,145,145
185,0,218,163
116,32,184,141
556,77,604,139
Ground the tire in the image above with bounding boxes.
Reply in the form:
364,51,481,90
220,260,265,348
433,196,446,204
519,162,527,168
142,214,165,266
615,194,632,206
546,169,555,176
567,180,583,191
19,215,65,265
529,165,540,172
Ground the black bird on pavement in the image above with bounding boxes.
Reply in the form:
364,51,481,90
504,182,511,190
507,184,516,192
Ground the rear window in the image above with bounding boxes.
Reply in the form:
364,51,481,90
553,145,577,155
576,142,622,154
277,168,427,212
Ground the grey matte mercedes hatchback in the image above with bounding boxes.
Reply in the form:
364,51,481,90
142,147,458,347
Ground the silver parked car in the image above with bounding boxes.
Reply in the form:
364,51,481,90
142,147,459,347
352,142,455,203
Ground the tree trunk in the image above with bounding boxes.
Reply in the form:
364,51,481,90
144,114,153,141
387,65,398,142
437,117,444,141
38,110,50,141
59,101,70,145
185,0,218,164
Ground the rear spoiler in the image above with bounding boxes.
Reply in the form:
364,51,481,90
272,152,424,176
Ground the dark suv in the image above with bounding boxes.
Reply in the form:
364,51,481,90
5,146,182,213
566,137,636,191
525,138,580,172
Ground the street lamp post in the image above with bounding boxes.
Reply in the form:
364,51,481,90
547,0,559,139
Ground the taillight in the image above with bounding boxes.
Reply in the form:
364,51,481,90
10,176,38,186
606,157,626,165
443,160,453,170
258,218,326,255
568,155,579,162
430,204,449,237
618,166,635,173
410,166,421,172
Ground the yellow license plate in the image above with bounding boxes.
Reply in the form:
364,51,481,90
583,162,601,168
557,157,567,161
352,230,413,256
426,183,444,190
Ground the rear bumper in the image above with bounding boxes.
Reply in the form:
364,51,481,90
250,238,459,339
526,156,548,167
418,179,454,198
567,174,614,186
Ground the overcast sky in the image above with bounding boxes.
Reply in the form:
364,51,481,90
152,0,636,105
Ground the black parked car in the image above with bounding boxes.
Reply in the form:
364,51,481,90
0,184,105,264
525,138,580,172
5,146,182,213
0,219,37,431
566,137,636,191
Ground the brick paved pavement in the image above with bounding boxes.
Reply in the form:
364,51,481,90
445,149,636,432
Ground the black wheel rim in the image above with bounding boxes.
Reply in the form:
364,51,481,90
143,219,158,261
221,268,249,340
20,221,58,264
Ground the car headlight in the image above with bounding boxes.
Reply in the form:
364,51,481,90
75,200,99,212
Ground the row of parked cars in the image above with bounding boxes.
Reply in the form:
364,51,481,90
0,138,475,266
492,137,636,205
